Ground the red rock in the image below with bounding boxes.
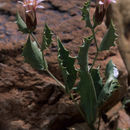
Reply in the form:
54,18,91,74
0,0,129,130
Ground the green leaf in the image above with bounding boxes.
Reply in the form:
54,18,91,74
77,36,93,72
57,39,77,92
41,24,53,51
77,36,97,124
98,60,120,106
91,68,103,98
23,36,47,70
78,71,97,124
16,12,28,33
81,2,92,28
99,21,117,51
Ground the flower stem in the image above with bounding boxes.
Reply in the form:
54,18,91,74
97,115,101,130
31,33,41,48
30,33,66,92
70,93,86,121
90,28,99,72
46,69,66,92
89,124,96,130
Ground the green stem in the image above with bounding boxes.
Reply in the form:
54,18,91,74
97,115,101,130
30,33,65,92
70,93,86,121
89,124,96,130
90,28,99,72
31,33,41,48
46,69,66,92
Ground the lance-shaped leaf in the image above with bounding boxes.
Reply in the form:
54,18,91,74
77,37,97,124
41,24,53,51
98,60,120,106
81,2,92,28
77,36,93,72
91,68,103,98
99,21,117,51
78,72,98,124
16,12,28,33
23,36,47,70
57,39,77,92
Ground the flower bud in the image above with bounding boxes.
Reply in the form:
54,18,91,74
94,0,116,26
99,0,116,9
94,6,106,25
25,8,37,32
18,0,44,32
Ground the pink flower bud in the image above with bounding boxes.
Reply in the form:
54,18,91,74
94,0,116,25
98,0,116,10
94,6,106,25
18,0,44,32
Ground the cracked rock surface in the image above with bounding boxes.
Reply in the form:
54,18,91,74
0,0,129,129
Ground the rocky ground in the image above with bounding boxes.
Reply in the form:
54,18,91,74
0,0,130,130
